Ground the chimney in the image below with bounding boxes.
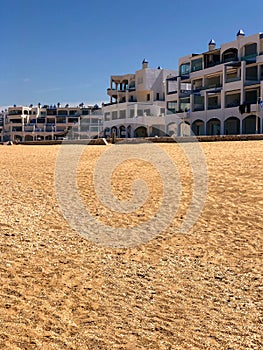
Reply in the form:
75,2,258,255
237,29,245,38
208,39,216,51
142,58,148,69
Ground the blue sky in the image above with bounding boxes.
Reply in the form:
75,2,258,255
0,0,262,108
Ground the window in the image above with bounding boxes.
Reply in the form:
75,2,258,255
246,66,258,81
69,110,78,116
82,109,90,115
119,110,126,119
129,109,134,118
193,95,204,111
167,78,177,94
144,109,151,116
167,101,177,113
156,93,160,100
225,93,240,108
245,90,258,104
191,58,203,72
112,111,118,120
58,110,68,116
104,112,110,121
180,63,190,76
244,43,257,56
147,94,150,101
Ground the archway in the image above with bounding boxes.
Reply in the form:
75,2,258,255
151,125,166,137
25,135,33,141
36,135,44,141
191,120,205,136
224,117,240,135
14,135,22,142
135,126,147,137
206,118,221,135
242,115,259,134
104,127,110,137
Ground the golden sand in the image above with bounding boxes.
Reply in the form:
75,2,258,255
0,141,262,349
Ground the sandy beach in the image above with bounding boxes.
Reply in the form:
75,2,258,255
0,141,262,349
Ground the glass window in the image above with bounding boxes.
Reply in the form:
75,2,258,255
191,58,203,72
112,111,117,120
167,101,177,113
180,63,190,76
167,79,177,94
245,43,257,56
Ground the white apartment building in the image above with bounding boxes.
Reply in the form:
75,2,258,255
167,30,263,136
2,104,103,142
103,60,179,137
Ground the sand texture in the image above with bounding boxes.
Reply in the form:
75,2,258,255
0,141,262,349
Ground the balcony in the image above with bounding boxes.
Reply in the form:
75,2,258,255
179,90,191,98
204,84,222,92
244,80,260,86
193,105,204,112
241,53,257,62
208,104,221,110
226,102,240,108
225,76,241,83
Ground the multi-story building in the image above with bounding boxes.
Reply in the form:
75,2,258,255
103,60,179,137
169,30,263,136
2,104,103,142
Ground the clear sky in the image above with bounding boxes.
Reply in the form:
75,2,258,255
0,0,262,108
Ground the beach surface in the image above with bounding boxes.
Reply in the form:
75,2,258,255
0,141,262,349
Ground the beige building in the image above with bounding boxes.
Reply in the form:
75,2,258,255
168,30,263,136
103,60,178,137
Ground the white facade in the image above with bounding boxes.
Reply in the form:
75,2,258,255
103,60,178,137
1,104,103,142
169,30,263,136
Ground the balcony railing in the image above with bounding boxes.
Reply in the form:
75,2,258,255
241,53,257,61
226,102,240,108
204,83,222,90
244,80,260,86
225,76,241,83
179,90,191,98
208,105,221,110
193,104,204,111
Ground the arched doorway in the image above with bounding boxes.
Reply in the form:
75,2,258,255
191,120,205,136
224,117,240,135
104,127,110,137
242,115,259,134
25,135,33,141
36,135,44,141
14,135,22,142
135,126,147,137
206,118,221,135
151,125,166,137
